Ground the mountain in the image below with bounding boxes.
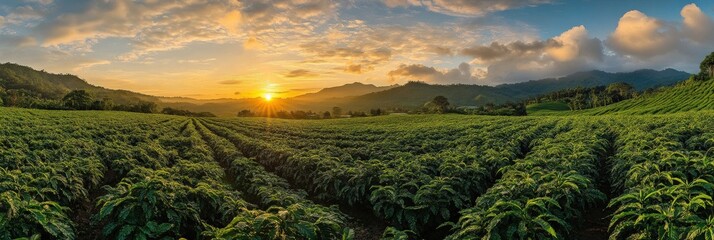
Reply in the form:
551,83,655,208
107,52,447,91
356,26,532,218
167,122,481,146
0,62,159,104
337,82,512,110
292,82,397,101
581,78,714,115
329,69,691,111
497,69,690,99
0,62,693,116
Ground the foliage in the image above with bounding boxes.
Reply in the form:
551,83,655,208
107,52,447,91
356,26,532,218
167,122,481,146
63,90,94,110
695,52,714,80
582,77,714,115
424,95,450,113
1,106,714,240
0,191,75,239
525,82,635,111
161,107,216,117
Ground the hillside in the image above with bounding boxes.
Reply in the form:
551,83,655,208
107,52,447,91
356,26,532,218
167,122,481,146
292,82,397,101
0,63,159,104
0,62,692,115
333,69,690,111
497,69,689,99
581,78,714,115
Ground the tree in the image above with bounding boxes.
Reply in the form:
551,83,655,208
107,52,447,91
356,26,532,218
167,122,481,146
323,111,331,119
62,90,93,110
237,109,253,117
137,101,157,113
424,96,450,113
332,107,342,117
606,82,634,101
697,52,714,80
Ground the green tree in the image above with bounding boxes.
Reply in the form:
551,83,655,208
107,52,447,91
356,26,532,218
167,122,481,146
606,82,634,101
62,90,93,110
697,52,714,80
424,96,450,113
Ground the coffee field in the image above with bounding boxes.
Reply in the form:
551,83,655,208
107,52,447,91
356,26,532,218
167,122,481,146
1,107,713,239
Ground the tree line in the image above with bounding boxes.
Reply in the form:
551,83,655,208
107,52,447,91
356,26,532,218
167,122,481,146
237,107,388,119
0,89,216,116
525,82,636,110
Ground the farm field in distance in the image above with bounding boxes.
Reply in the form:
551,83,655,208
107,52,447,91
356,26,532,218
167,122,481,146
2,107,713,239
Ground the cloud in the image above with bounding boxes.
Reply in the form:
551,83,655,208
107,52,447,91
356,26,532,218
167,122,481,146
24,0,53,5
34,0,243,59
178,58,216,64
459,25,603,83
547,25,603,62
0,16,4,28
234,91,240,95
73,59,111,71
6,5,44,24
388,62,480,84
284,69,318,78
242,36,264,50
297,20,527,75
28,0,337,60
1,36,38,47
598,4,714,73
605,10,678,59
383,0,552,16
340,64,363,74
219,80,242,85
681,3,714,44
461,40,551,62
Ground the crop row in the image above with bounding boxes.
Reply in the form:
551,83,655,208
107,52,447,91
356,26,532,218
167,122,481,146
607,115,714,239
202,117,566,237
192,119,352,239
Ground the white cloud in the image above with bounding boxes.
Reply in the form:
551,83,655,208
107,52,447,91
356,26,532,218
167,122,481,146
6,5,44,24
36,0,243,53
547,25,602,62
606,10,678,59
681,3,714,44
457,25,603,83
600,4,714,73
383,0,552,16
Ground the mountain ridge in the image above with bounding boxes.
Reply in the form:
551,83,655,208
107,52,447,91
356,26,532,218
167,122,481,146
0,62,692,115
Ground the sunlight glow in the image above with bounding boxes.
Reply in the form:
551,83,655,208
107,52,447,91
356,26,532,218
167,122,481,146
263,93,273,101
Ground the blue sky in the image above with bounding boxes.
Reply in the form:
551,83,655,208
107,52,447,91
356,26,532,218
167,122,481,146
0,0,713,99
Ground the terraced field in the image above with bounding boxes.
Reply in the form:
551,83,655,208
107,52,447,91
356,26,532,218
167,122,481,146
584,78,714,115
1,107,713,239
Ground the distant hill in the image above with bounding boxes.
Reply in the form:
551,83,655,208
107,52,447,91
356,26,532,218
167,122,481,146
338,81,513,110
292,82,397,101
329,69,691,111
0,62,693,115
497,69,690,99
0,63,159,104
581,78,714,115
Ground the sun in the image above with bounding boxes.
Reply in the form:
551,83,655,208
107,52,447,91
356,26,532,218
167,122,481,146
263,93,273,101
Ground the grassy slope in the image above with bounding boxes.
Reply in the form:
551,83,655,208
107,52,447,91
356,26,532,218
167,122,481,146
526,101,570,115
580,78,714,115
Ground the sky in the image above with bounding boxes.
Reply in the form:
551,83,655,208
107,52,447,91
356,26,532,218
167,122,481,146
1,0,714,99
